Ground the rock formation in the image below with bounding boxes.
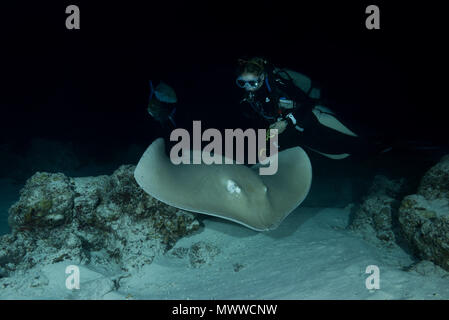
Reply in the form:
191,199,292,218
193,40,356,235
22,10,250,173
398,155,449,270
0,165,201,278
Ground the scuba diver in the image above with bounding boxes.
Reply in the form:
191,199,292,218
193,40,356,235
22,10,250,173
235,57,391,159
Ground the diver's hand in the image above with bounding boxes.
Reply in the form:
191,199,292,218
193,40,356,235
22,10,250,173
269,119,288,134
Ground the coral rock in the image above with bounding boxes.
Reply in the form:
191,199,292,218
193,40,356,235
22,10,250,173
0,165,201,275
348,175,407,246
8,172,75,230
398,155,449,271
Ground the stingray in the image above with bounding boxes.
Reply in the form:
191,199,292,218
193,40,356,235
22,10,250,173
134,138,312,231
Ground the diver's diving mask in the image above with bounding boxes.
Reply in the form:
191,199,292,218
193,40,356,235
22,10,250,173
236,74,264,90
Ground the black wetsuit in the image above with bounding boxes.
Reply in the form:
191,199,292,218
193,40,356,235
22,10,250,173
240,67,386,159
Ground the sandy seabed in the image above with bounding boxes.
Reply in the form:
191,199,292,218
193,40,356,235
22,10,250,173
1,204,448,300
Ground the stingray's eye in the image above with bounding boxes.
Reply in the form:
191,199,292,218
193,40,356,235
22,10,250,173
226,180,241,194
